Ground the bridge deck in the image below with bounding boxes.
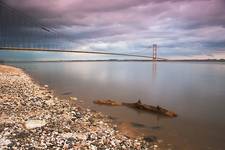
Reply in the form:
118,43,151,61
0,47,167,60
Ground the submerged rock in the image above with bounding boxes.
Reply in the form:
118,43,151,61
131,122,146,128
143,136,158,142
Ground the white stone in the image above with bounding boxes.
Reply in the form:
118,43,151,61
153,144,158,149
25,120,46,129
61,133,74,138
0,137,11,148
122,145,126,149
110,141,116,147
70,97,78,101
90,144,97,150
75,133,87,140
45,99,55,106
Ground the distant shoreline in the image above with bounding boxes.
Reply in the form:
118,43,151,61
1,59,225,63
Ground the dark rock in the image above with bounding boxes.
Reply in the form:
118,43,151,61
28,146,36,150
13,131,30,139
131,122,146,128
7,141,16,148
0,124,5,133
62,92,72,95
143,136,157,142
151,126,161,130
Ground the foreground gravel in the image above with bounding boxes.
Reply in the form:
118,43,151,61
0,65,158,150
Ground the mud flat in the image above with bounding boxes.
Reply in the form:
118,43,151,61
0,65,158,149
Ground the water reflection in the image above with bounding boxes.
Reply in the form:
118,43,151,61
7,61,225,150
152,61,157,81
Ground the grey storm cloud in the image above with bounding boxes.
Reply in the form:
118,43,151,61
1,0,225,58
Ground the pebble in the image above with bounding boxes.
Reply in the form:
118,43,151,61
45,99,55,106
25,120,47,129
70,97,78,101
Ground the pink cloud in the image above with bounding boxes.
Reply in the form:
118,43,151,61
2,0,225,58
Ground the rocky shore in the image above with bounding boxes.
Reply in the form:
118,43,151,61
0,65,158,149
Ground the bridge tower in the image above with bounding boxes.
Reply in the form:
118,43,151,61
152,44,157,60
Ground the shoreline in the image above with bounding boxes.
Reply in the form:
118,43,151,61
0,65,157,149
1,59,225,63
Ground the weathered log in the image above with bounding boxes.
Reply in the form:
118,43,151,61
93,99,122,106
93,99,177,117
122,100,177,117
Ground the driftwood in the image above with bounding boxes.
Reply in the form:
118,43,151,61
93,99,122,106
93,99,177,117
123,100,177,117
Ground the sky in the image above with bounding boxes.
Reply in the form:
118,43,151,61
1,0,225,59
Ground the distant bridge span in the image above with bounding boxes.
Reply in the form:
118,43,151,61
0,47,167,60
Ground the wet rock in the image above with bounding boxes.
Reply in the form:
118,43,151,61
143,136,158,142
61,92,72,96
131,122,146,128
151,126,161,130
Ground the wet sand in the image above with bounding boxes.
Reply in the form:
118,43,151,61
0,65,158,149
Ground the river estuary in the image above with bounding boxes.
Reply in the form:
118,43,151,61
6,61,225,150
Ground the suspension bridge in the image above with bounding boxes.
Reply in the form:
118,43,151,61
0,1,166,61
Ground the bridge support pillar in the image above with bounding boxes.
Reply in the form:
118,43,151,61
153,44,157,61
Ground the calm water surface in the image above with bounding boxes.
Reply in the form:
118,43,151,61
7,61,225,150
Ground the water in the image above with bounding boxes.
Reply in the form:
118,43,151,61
6,61,225,150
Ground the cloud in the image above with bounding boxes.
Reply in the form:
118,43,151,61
1,0,225,59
